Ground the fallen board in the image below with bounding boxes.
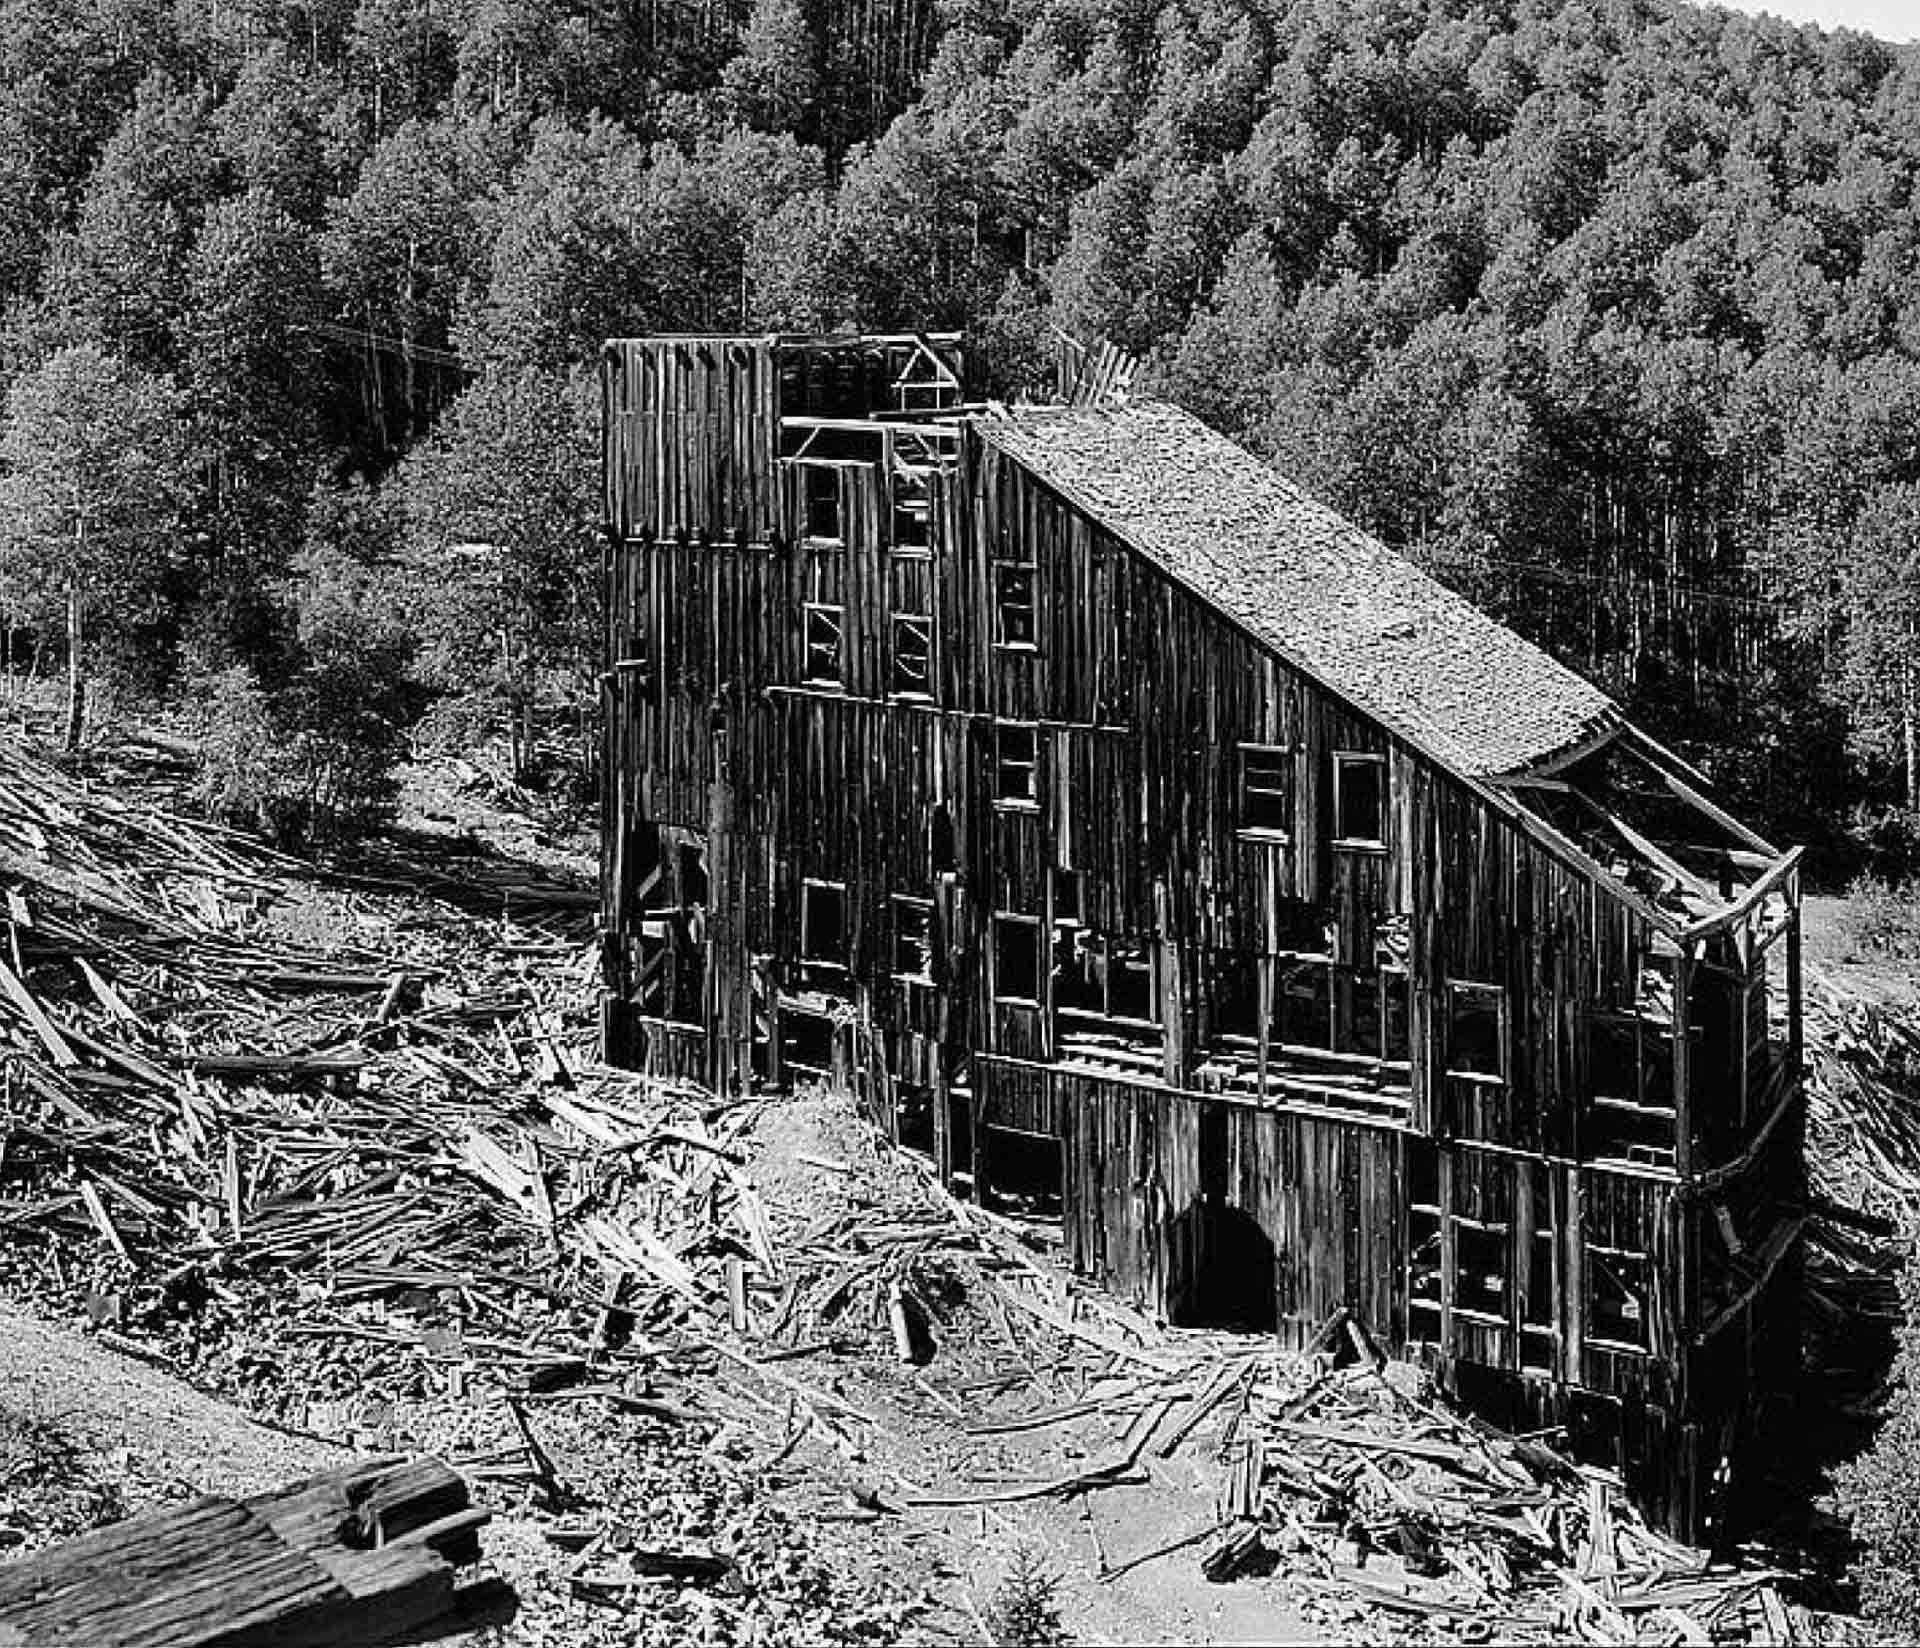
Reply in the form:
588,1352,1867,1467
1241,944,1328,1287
0,1456,490,1648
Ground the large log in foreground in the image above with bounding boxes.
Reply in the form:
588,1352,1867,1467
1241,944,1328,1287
0,1457,498,1648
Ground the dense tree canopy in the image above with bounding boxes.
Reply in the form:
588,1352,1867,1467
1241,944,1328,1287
0,0,1915,860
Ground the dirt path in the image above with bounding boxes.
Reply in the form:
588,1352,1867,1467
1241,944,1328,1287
0,1303,344,1505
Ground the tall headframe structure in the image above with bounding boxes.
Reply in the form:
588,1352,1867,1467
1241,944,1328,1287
599,332,1804,1538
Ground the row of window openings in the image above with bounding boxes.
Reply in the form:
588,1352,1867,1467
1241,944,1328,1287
799,878,1509,1069
1408,1219,1649,1353
801,575,1036,694
804,606,935,696
1240,744,1387,848
803,468,935,553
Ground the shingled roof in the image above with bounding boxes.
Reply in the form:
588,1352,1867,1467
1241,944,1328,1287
979,400,1620,780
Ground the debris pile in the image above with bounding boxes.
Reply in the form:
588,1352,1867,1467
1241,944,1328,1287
1195,1339,1812,1645
0,736,1906,1644
0,739,941,1643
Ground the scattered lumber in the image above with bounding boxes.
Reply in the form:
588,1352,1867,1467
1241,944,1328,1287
0,1456,494,1647
0,739,1902,1646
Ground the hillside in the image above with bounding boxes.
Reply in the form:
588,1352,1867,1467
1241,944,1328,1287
0,0,1918,867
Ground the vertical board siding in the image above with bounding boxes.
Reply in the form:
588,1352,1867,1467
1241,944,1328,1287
601,336,1801,1542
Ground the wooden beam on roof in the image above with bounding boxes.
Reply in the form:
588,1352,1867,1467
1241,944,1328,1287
1598,808,1724,911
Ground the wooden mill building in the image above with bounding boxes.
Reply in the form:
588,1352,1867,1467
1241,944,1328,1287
597,332,1805,1538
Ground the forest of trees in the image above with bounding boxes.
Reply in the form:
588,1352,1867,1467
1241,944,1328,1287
0,0,1917,866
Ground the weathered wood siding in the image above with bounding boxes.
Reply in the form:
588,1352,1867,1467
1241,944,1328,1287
600,335,1803,1540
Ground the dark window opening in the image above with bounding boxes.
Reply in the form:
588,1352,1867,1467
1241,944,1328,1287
1238,744,1293,837
1055,931,1159,1027
1274,956,1334,1051
780,1008,835,1074
994,914,1043,1004
1333,752,1387,846
891,613,932,696
892,896,935,981
1054,928,1101,1014
1410,1213,1443,1327
1447,981,1506,1079
1336,969,1380,1058
1212,953,1262,1043
634,927,671,1016
1409,1138,1440,1207
995,563,1037,648
1641,1031,1675,1110
947,1089,975,1197
678,844,708,910
1525,1167,1556,1329
1588,1245,1651,1350
896,1082,934,1157
930,803,957,874
803,465,841,540
1108,943,1155,1022
1051,867,1082,925
801,879,847,966
804,603,843,685
669,921,705,1025
1455,1221,1510,1319
1590,1016,1639,1104
1382,967,1412,1063
982,1125,1062,1219
891,476,932,552
994,722,1038,808
1274,899,1331,955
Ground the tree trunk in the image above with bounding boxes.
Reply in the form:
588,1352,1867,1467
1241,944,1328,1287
62,579,85,753
502,628,525,781
1904,644,1917,817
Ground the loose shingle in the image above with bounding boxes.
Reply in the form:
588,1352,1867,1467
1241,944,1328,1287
981,400,1620,779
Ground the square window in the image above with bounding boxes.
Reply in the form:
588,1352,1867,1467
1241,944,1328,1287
800,879,847,965
892,895,935,981
1238,744,1292,837
1447,981,1506,1080
995,563,1037,647
1333,752,1387,846
804,604,843,685
803,466,841,540
891,613,932,696
994,722,1038,808
994,914,1043,1004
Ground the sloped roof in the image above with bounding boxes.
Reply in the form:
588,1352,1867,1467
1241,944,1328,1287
979,400,1620,780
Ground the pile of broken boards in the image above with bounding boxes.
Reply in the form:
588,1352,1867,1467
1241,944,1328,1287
0,737,1862,1643
1187,1331,1813,1646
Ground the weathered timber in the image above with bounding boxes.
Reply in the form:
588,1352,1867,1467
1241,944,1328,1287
0,1457,493,1648
597,330,1807,1541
